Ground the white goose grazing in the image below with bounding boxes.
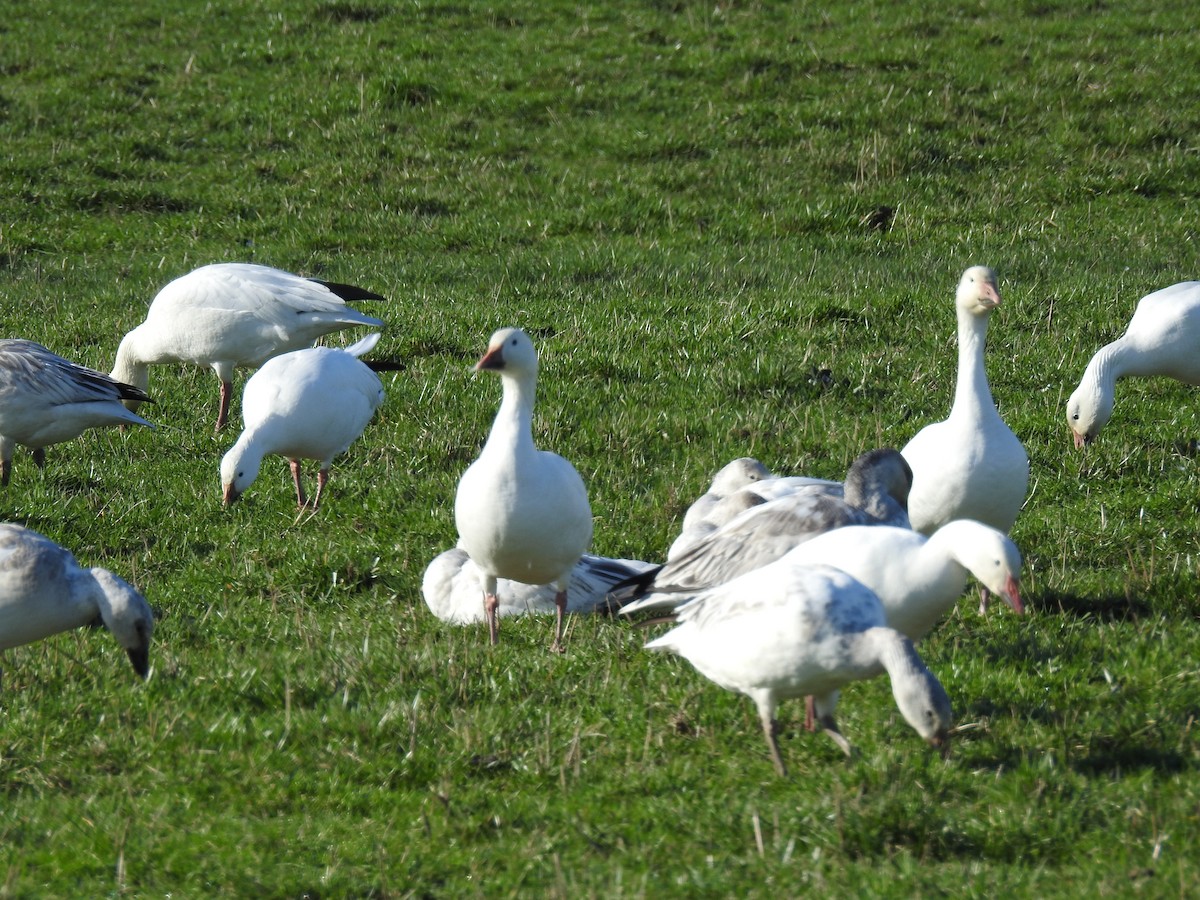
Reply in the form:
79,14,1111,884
1067,281,1200,448
221,332,384,510
767,520,1022,633
625,519,1024,628
112,262,385,431
645,563,952,774
0,524,153,679
610,448,911,611
901,266,1028,535
453,327,593,651
422,546,656,624
0,340,153,486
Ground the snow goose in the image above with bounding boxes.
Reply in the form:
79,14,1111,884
773,520,1023,633
423,546,656,624
221,332,384,510
645,562,952,774
0,524,153,679
611,448,911,611
901,266,1029,535
1067,281,1200,447
112,262,385,431
453,327,593,650
0,339,153,486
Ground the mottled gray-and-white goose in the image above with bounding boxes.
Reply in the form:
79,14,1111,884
0,523,153,680
644,562,952,774
0,339,152,485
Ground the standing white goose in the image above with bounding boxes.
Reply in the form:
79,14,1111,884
0,524,153,680
112,262,385,431
901,266,1029,535
645,563,952,774
422,546,656,624
453,327,593,650
610,448,911,611
1067,281,1200,447
221,333,384,510
0,340,153,486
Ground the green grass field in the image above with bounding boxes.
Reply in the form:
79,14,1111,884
2,1,1199,895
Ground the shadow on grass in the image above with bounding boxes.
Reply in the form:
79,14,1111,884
1038,590,1154,622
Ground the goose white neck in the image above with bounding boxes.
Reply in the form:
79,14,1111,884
952,304,996,420
484,371,539,455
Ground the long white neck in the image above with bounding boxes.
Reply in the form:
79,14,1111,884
483,371,538,458
111,333,150,395
896,532,971,639
951,304,996,421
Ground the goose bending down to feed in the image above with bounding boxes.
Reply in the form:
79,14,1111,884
610,448,911,612
0,524,153,680
901,266,1029,536
1067,281,1200,448
0,339,153,486
112,262,386,431
453,327,593,651
625,519,1024,627
422,546,656,624
644,562,952,775
221,332,384,510
765,520,1023,632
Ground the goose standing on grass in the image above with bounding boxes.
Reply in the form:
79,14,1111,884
644,563,952,774
221,332,384,510
422,546,656,624
453,327,593,651
901,266,1029,535
112,262,386,431
610,448,911,611
1067,281,1200,448
0,340,153,486
0,524,153,680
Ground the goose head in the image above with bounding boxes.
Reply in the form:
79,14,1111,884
890,638,954,751
220,440,263,505
476,327,538,378
957,266,1002,317
93,569,154,679
1066,382,1110,449
844,448,913,513
949,520,1025,614
709,457,771,496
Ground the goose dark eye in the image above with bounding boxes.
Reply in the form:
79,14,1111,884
1071,413,1079,421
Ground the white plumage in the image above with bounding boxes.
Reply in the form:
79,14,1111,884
901,266,1029,535
772,520,1024,637
1067,280,1200,447
112,262,385,430
453,327,593,650
645,562,952,774
422,546,656,624
0,524,153,680
220,332,384,510
0,339,153,485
